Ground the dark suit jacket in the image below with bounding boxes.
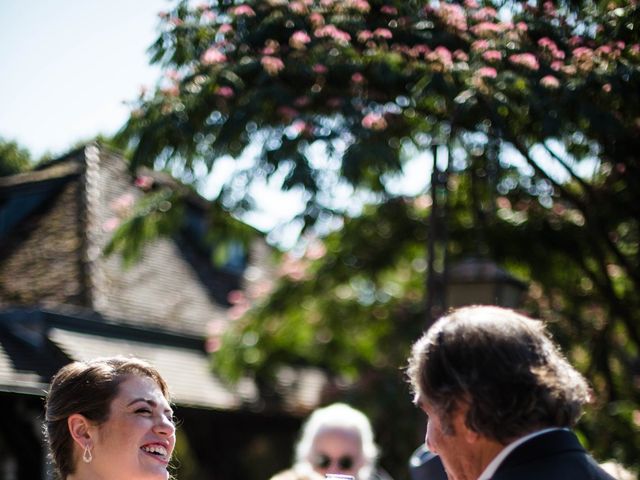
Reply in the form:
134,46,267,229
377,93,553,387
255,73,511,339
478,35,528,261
492,429,615,480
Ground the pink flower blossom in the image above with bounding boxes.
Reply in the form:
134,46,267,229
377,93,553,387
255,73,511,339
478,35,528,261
538,37,557,50
482,50,502,62
471,39,490,51
161,84,180,96
164,69,181,81
219,24,234,34
411,45,431,57
572,47,595,71
261,39,280,55
216,86,235,98
464,0,479,8
169,17,184,27
110,193,135,214
568,36,583,47
472,7,497,21
347,0,370,13
279,254,308,281
228,290,247,305
102,217,121,232
470,21,503,37
261,56,285,75
380,5,398,15
543,1,556,15
362,112,387,130
476,67,497,78
291,120,309,135
508,53,540,70
134,175,154,190
207,320,226,340
602,83,612,93
309,12,324,27
515,22,528,32
453,49,469,61
551,61,564,71
290,30,311,49
427,46,453,71
305,241,327,260
373,28,393,39
435,2,467,32
201,47,227,65
205,337,222,353
312,63,328,74
540,75,560,89
315,25,351,44
202,10,216,22
289,1,308,14
357,30,373,42
351,72,365,83
232,5,256,16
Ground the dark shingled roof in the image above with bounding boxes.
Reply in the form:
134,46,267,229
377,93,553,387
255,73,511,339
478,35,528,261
0,144,246,336
0,144,326,413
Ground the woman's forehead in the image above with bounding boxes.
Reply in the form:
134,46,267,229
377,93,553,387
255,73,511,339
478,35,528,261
313,428,362,447
114,374,168,404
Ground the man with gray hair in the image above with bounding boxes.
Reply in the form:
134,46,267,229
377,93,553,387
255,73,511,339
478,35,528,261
406,305,614,480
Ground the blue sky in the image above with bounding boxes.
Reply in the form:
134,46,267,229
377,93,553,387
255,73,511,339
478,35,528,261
0,0,170,159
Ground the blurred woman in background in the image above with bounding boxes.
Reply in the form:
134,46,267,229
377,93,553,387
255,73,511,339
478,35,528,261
271,402,392,480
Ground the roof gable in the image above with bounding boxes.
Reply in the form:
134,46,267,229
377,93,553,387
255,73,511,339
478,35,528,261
0,144,263,337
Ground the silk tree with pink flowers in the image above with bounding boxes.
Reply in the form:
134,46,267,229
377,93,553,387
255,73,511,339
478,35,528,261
116,0,640,473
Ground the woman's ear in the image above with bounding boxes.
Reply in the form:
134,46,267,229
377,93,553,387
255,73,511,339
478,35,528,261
68,414,93,448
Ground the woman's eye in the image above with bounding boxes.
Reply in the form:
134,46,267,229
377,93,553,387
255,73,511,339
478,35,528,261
136,408,152,414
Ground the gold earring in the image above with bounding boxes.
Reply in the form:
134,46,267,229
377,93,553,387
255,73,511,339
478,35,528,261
83,444,93,463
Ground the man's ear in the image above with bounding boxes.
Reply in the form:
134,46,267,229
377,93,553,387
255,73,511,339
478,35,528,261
68,414,94,448
453,404,480,444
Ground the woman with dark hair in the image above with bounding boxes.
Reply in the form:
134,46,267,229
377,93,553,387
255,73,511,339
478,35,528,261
44,356,175,479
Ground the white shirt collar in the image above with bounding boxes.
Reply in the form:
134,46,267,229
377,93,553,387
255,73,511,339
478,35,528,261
477,427,567,480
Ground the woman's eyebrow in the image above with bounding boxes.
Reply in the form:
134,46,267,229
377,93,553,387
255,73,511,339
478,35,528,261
127,397,155,407
127,398,174,415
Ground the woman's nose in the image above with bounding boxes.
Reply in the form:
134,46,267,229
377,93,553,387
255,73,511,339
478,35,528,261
154,414,175,436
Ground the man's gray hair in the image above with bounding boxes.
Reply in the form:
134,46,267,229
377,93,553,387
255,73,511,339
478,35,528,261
407,305,592,443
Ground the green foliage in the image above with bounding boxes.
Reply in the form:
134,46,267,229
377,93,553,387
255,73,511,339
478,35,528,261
104,189,185,266
0,138,32,176
119,0,640,477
